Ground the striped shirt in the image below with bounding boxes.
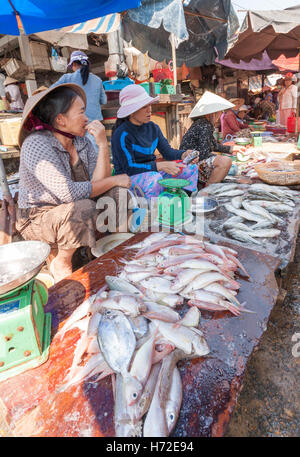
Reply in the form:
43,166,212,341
18,130,97,208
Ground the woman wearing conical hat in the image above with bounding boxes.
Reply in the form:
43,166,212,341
4,76,24,111
180,91,234,186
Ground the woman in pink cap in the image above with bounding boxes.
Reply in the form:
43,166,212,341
111,85,199,199
278,73,297,127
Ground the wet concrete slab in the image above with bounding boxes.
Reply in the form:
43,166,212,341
200,184,300,271
225,232,300,437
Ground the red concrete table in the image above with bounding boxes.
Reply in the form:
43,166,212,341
0,233,280,437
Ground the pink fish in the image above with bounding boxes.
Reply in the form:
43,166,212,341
135,238,184,258
187,299,241,316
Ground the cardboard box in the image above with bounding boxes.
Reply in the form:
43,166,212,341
0,118,22,146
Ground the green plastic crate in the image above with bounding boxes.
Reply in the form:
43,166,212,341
140,82,161,95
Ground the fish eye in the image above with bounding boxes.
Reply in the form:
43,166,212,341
169,413,175,421
132,392,138,399
105,310,111,314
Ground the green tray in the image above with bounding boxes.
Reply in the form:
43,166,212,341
158,178,190,189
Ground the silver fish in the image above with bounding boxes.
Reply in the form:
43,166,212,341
251,220,274,230
224,203,266,223
143,289,184,308
143,349,186,437
252,201,294,213
226,228,261,245
114,373,143,437
231,196,243,209
97,309,136,376
215,189,245,197
222,216,244,229
128,315,149,339
208,183,239,194
105,275,143,296
143,301,180,323
249,228,281,238
242,200,274,222
128,362,161,423
141,277,174,294
166,366,182,434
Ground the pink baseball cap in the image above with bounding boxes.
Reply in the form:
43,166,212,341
117,84,160,118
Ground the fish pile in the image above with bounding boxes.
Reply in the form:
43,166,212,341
56,232,252,437
205,183,299,246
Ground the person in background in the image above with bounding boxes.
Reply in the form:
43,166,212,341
256,98,276,121
16,84,130,283
237,105,252,124
180,91,234,187
0,72,9,110
112,84,199,200
262,86,273,103
222,97,253,139
278,73,297,127
4,77,24,111
51,50,107,150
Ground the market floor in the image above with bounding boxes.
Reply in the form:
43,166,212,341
225,231,300,437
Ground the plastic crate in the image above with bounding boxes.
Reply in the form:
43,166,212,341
161,84,176,94
103,78,134,91
140,82,161,95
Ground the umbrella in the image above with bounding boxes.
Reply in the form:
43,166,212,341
273,54,299,72
1,0,140,35
225,6,300,63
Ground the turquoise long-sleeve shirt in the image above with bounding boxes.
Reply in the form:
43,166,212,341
51,69,107,121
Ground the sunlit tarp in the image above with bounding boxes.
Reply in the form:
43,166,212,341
226,6,300,63
121,0,239,67
0,0,140,35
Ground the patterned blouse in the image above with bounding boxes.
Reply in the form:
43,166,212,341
180,117,231,161
18,130,97,208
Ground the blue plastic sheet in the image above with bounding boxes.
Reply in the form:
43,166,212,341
0,0,141,35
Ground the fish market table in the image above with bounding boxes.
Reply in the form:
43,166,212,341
0,233,280,437
201,184,300,271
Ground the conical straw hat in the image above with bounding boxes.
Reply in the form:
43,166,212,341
4,77,18,86
189,91,235,119
18,83,86,147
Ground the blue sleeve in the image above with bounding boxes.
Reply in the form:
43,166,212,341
156,126,184,161
112,130,157,177
50,74,68,88
99,82,107,105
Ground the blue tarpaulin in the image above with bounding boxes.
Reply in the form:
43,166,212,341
122,0,239,67
0,0,140,35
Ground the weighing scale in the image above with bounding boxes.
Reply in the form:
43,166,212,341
0,241,52,382
157,178,192,226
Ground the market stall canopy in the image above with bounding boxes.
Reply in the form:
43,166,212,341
216,50,277,71
121,0,239,67
272,54,299,72
225,6,300,63
0,0,140,35
34,14,121,50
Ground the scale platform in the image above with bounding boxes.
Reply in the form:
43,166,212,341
0,241,52,383
157,178,192,226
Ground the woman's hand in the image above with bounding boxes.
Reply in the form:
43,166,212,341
157,161,186,176
181,149,199,164
113,174,131,189
86,120,107,146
